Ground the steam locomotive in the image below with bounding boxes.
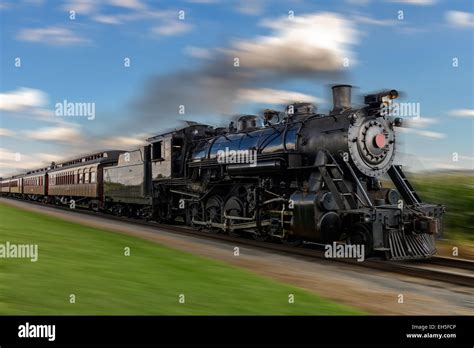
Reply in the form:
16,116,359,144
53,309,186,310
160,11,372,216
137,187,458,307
1,85,444,260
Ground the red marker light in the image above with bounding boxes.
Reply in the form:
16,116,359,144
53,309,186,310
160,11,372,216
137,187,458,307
375,134,386,148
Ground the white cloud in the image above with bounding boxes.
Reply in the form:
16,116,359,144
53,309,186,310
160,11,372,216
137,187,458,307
101,135,147,148
386,0,435,5
151,21,193,36
37,153,64,163
0,87,48,112
426,162,466,170
448,109,474,118
64,0,176,26
0,148,66,176
0,87,60,124
414,130,446,139
106,0,145,10
17,26,89,45
237,88,321,105
62,0,98,14
458,155,474,162
184,46,212,59
0,128,15,137
23,125,84,144
0,148,18,162
353,15,396,26
404,117,438,128
236,0,265,16
229,13,359,74
415,156,474,171
92,14,122,25
397,127,446,139
90,9,173,25
446,11,474,28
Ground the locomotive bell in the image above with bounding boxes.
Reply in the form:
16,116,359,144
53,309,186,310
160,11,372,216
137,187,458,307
331,84,352,114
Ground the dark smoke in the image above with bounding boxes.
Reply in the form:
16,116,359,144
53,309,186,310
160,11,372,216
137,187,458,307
126,12,358,133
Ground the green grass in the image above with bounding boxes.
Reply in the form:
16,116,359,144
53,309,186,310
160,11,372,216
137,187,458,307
410,173,474,242
0,203,363,315
381,171,473,242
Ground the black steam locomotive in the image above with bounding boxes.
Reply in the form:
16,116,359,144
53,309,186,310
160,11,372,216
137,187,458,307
1,85,444,260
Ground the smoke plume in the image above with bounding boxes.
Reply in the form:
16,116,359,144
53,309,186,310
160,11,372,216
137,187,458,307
130,12,359,131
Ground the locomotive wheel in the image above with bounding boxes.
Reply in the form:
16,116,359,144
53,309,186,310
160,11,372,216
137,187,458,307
186,201,204,227
224,196,244,237
205,196,224,232
252,211,270,242
348,223,373,257
112,204,125,216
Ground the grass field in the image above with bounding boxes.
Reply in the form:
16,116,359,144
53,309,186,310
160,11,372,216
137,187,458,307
410,172,473,242
381,171,473,242
0,203,363,315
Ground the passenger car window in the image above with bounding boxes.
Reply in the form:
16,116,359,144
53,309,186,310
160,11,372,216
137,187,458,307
90,170,96,183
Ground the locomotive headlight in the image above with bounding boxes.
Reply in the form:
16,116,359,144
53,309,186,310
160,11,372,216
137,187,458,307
364,89,399,106
364,215,371,223
388,89,399,99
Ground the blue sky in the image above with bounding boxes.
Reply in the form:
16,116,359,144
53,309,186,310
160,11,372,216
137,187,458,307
0,0,473,176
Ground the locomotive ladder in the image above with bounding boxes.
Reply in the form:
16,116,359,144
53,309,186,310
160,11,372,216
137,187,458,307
388,165,421,205
318,153,358,210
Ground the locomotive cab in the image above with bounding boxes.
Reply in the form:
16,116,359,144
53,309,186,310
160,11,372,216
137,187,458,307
150,135,173,180
148,124,214,180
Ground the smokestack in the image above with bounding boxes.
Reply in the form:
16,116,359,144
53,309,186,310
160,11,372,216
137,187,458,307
331,84,352,114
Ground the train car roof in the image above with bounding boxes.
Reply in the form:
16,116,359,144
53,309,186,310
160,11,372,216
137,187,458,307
146,122,213,142
48,150,124,172
24,167,50,177
0,150,125,179
3,174,26,179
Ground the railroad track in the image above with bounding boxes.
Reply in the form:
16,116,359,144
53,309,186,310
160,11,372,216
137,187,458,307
2,197,473,288
424,256,474,271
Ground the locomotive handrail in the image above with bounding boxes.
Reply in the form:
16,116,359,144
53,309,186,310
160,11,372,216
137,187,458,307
387,165,422,205
261,197,287,205
353,192,369,207
338,155,373,208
